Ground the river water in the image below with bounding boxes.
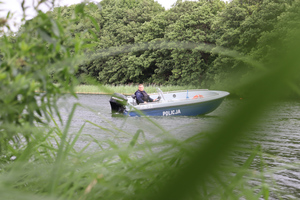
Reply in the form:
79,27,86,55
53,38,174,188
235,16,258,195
55,94,300,199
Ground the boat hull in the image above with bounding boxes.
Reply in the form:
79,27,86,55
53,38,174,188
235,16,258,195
109,89,229,117
125,97,226,117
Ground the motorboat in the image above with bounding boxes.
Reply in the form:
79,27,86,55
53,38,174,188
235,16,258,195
109,88,229,117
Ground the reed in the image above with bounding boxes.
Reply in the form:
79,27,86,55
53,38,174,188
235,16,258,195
1,1,300,199
0,108,279,200
1,68,297,199
74,84,199,95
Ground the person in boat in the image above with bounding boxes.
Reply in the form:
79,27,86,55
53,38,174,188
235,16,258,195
135,84,158,104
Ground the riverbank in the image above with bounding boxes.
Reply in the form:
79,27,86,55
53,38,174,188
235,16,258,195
74,84,200,95
70,85,300,100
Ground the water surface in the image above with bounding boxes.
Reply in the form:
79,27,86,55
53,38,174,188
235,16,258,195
56,94,300,199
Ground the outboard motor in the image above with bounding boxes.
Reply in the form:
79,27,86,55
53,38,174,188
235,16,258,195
109,93,128,113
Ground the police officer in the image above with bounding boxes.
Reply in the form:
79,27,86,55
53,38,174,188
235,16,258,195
135,84,158,104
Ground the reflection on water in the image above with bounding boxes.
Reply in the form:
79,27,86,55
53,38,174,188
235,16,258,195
55,94,300,199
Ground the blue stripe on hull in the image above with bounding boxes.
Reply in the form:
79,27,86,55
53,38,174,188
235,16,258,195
126,98,225,117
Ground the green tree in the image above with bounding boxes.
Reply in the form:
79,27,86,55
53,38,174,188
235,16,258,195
0,3,94,153
204,0,290,90
85,0,164,84
135,0,225,85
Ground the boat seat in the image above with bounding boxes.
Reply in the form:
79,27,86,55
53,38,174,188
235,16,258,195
131,94,161,105
131,94,138,105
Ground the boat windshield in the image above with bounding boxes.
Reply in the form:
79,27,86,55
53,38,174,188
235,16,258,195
157,87,165,101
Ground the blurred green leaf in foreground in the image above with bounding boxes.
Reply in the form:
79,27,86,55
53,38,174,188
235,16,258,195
0,0,300,200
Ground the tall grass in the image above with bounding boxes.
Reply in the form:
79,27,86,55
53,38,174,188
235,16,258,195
1,39,298,200
0,105,280,200
74,84,200,95
1,1,300,200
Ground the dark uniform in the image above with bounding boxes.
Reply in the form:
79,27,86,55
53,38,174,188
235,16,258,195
135,90,154,104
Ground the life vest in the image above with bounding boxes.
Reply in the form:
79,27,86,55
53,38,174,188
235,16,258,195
135,90,149,102
192,94,204,99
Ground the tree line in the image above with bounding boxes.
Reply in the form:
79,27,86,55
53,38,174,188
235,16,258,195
10,0,300,90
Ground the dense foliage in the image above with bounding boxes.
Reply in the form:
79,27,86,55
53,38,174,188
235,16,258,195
46,0,294,89
0,3,91,153
1,0,300,200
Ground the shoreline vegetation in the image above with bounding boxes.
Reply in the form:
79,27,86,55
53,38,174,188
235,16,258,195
72,84,300,100
74,84,201,95
2,0,300,198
